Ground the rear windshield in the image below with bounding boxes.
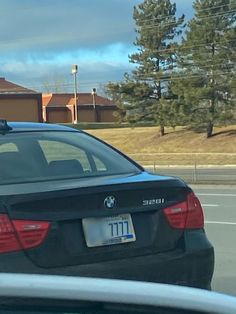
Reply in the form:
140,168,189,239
0,131,141,185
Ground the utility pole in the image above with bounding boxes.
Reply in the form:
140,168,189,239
207,43,215,138
71,64,78,124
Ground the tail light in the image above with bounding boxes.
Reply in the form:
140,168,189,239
164,192,204,229
13,220,50,249
0,214,21,253
0,214,50,254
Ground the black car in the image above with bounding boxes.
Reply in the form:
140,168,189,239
0,120,214,289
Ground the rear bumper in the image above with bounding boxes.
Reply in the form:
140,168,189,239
0,230,214,290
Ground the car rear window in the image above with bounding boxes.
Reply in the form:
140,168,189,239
0,131,140,185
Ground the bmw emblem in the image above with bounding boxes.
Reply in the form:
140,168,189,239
104,196,116,209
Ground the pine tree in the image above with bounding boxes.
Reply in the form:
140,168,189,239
171,0,236,137
106,0,184,136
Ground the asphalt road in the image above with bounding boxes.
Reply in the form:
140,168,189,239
191,184,236,296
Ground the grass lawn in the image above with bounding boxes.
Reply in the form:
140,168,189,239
86,125,236,166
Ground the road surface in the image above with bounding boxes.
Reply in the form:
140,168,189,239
191,185,236,296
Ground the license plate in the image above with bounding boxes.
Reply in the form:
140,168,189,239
82,214,136,247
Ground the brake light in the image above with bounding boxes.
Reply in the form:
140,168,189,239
164,192,204,229
0,214,50,253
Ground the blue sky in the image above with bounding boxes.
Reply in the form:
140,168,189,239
0,0,194,93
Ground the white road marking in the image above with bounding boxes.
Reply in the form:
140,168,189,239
202,204,219,207
197,193,236,197
205,221,236,225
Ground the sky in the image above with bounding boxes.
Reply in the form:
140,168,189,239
0,0,194,93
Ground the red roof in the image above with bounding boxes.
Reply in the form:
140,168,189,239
43,94,73,107
0,77,36,94
42,93,115,107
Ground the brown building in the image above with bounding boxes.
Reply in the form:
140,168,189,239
0,77,43,122
42,93,118,123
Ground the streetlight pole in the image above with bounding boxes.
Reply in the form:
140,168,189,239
91,87,98,122
71,64,78,124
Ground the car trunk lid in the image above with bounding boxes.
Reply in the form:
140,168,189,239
1,172,191,268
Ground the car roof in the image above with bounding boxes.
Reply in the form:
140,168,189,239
6,122,80,133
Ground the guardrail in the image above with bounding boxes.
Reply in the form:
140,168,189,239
127,153,236,184
145,166,236,184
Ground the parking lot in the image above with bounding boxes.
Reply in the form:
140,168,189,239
192,185,236,296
